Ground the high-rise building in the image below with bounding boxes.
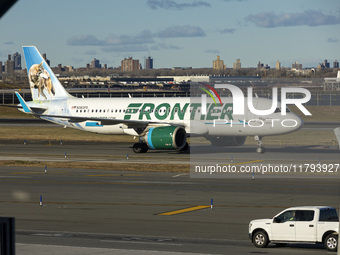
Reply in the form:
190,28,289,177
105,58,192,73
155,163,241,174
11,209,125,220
257,61,264,70
213,56,226,70
43,53,50,66
233,59,241,70
90,58,101,68
0,61,2,74
323,59,330,69
5,54,14,74
334,60,339,69
292,61,302,70
317,60,332,70
121,57,140,72
12,52,21,70
145,56,153,69
276,60,281,70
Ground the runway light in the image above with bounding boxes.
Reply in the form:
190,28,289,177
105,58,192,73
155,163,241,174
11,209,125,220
127,154,129,160
231,155,233,163
252,170,255,180
60,139,63,145
211,198,213,209
24,139,26,145
40,195,43,207
44,165,47,174
65,152,67,159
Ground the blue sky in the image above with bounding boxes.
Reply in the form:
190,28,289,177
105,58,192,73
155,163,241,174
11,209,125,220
0,0,339,69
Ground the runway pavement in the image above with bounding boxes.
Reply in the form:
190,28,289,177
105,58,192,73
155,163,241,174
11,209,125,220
0,141,340,254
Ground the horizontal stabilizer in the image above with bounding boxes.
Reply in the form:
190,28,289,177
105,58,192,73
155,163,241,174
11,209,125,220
15,92,32,113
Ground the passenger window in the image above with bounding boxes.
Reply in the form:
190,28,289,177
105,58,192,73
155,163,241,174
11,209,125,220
297,210,314,221
275,210,296,223
319,208,339,222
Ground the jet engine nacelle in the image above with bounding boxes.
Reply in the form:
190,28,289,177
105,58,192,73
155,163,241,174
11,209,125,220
207,136,247,146
144,126,187,150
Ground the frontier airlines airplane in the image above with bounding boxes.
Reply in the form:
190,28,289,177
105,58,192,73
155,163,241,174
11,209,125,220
14,46,304,153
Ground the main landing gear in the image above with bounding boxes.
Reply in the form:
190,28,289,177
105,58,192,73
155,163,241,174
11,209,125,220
133,142,148,153
255,135,265,154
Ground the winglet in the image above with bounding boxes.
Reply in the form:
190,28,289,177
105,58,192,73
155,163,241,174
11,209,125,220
15,92,33,113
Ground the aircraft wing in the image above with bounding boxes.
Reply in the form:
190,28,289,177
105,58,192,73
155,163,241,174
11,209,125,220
40,113,183,135
41,113,156,126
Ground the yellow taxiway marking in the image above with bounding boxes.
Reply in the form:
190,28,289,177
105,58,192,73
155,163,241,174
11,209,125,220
157,205,210,216
221,159,264,166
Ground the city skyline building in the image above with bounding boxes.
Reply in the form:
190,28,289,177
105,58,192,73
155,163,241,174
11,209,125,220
145,56,153,70
90,58,101,68
43,53,50,66
233,59,241,70
213,56,226,71
276,60,281,70
121,57,140,72
292,61,302,70
0,49,338,74
12,52,21,70
5,54,14,75
257,61,264,70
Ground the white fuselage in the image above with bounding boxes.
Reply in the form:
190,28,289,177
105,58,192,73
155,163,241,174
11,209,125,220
26,96,303,137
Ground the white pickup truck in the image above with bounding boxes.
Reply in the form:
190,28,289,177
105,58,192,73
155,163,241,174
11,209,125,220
249,206,339,251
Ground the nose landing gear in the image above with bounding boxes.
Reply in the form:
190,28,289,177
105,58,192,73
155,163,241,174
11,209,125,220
255,135,265,153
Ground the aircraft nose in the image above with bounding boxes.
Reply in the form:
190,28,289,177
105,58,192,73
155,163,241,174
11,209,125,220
291,113,303,131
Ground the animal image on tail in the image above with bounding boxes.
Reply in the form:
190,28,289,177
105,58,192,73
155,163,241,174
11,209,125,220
29,61,55,100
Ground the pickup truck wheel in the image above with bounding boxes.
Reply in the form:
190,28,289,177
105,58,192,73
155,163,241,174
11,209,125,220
253,230,269,248
325,233,338,252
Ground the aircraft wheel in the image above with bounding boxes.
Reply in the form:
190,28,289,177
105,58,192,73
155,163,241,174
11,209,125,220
141,143,148,153
256,147,265,154
133,143,143,153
